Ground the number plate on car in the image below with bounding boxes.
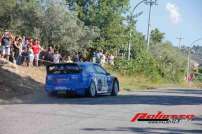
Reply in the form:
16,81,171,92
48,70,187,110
55,86,67,90
57,90,66,94
56,78,69,83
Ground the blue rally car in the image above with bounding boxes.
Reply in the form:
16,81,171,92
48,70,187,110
45,62,119,97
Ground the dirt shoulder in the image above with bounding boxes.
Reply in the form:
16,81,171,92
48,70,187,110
0,58,45,102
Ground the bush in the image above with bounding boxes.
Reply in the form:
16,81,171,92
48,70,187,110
113,51,161,81
113,49,185,82
199,67,202,74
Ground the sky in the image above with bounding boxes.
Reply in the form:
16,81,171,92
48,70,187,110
130,0,202,47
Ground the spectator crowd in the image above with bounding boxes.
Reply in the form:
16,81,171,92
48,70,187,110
0,31,115,67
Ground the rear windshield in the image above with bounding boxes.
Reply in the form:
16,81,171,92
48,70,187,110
47,64,82,74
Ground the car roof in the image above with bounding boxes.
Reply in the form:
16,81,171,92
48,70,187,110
77,62,95,66
46,62,96,67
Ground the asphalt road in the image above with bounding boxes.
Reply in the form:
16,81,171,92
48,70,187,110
0,88,202,134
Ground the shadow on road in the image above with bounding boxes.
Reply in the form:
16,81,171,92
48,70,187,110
6,89,201,106
35,94,202,105
81,127,202,134
141,89,202,95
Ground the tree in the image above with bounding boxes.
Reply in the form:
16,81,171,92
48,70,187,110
40,1,98,51
0,0,97,52
66,0,129,50
0,0,16,29
11,0,44,37
150,28,165,44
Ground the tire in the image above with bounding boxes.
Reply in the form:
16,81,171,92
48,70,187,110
111,80,119,96
88,81,97,97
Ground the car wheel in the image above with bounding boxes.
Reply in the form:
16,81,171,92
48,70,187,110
111,80,119,96
88,81,96,97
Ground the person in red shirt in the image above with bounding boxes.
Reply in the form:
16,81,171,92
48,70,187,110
32,39,41,66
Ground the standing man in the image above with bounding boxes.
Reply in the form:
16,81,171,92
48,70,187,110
45,46,54,63
0,35,2,58
92,50,96,63
1,32,11,60
53,50,62,63
73,52,80,62
96,50,103,64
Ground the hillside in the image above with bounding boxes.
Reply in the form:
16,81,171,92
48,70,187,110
0,58,45,102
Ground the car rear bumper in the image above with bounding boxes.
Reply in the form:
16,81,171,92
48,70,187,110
45,86,87,96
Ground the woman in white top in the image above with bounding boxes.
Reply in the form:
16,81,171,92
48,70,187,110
27,46,34,67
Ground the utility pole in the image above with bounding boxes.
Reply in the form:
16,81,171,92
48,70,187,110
128,28,132,60
127,0,146,61
145,0,157,51
177,36,183,49
187,48,190,82
127,0,157,60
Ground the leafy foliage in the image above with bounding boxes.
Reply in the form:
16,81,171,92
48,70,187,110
150,28,165,44
66,0,129,50
0,0,188,82
0,0,98,52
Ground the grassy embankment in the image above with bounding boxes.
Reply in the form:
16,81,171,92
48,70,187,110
105,65,202,91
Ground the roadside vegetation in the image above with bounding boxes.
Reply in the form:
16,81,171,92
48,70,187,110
0,0,201,91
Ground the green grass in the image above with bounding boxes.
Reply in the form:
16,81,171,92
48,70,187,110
105,65,202,91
